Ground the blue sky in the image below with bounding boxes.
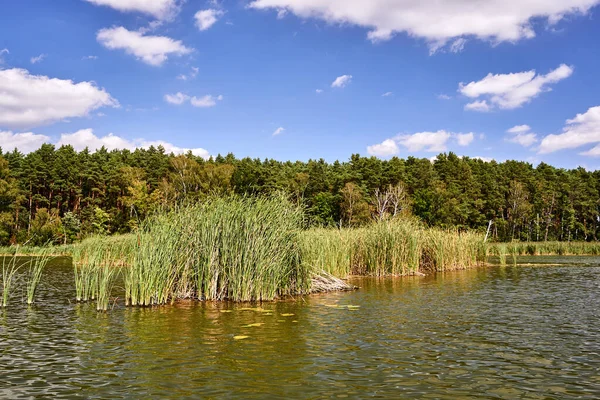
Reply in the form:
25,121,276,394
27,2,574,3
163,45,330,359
1,0,600,169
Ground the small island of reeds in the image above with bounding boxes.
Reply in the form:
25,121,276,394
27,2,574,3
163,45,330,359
1,195,493,310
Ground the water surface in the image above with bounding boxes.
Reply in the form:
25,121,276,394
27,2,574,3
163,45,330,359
2,257,600,399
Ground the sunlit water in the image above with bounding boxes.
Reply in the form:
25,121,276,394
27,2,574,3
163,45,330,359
2,256,600,399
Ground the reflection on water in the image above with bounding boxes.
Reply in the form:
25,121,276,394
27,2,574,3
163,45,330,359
2,257,600,398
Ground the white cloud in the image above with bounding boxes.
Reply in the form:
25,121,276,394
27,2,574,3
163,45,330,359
30,54,46,64
248,0,599,51
82,55,98,60
367,139,399,157
164,92,190,105
316,89,323,94
437,94,451,100
272,127,285,136
190,95,223,108
456,132,474,146
331,74,352,88
399,131,451,152
83,0,180,20
539,106,600,155
368,130,476,156
460,64,573,111
56,128,210,158
177,66,199,81
464,100,491,112
0,68,118,129
0,131,50,153
506,124,538,147
507,124,531,134
0,48,9,64
164,93,223,107
382,91,393,97
472,156,493,162
195,9,225,31
96,27,192,66
449,38,467,53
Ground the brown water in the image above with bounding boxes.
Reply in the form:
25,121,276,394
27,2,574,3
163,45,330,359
1,256,600,399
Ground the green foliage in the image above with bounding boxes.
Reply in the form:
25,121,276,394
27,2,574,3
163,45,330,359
1,146,599,244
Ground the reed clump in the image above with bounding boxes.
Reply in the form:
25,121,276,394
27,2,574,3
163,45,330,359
125,195,310,305
489,241,600,257
301,218,487,278
71,235,134,303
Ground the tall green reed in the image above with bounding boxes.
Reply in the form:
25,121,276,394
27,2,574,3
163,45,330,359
1,254,21,307
26,249,53,305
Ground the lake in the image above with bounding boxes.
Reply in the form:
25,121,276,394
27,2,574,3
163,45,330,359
1,256,600,399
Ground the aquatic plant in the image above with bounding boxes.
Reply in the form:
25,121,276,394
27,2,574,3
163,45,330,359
301,218,486,277
96,265,118,312
26,249,53,305
125,195,309,305
1,253,22,307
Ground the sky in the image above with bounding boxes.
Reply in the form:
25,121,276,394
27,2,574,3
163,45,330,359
1,0,600,169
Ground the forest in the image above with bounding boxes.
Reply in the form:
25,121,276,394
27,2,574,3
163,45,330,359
0,143,598,246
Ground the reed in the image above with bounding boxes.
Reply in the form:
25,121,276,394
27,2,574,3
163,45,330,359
125,195,309,305
491,241,600,256
96,264,118,312
72,235,135,303
301,219,486,277
1,254,21,307
26,249,53,305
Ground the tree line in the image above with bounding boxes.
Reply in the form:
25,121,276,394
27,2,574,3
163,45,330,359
0,144,598,245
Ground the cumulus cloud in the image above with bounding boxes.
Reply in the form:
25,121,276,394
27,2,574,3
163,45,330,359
190,95,223,108
272,127,285,136
506,124,538,147
195,9,225,31
248,0,599,51
437,94,451,100
382,92,393,97
464,100,491,112
367,130,476,157
460,64,573,111
56,128,210,158
398,131,453,152
331,74,352,88
30,54,46,64
0,68,118,129
83,0,180,20
456,132,474,146
97,27,192,66
315,89,323,94
539,106,600,155
164,93,223,107
164,92,190,105
367,139,399,157
0,131,50,153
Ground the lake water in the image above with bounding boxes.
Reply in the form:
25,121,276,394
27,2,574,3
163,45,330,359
1,256,600,399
